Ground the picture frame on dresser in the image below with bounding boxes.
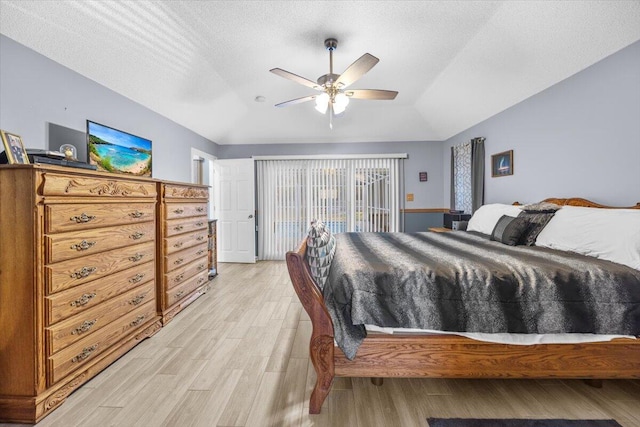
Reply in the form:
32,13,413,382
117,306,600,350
1,129,30,164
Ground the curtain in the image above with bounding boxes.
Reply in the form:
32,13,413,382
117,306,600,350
257,157,403,260
451,137,485,214
470,137,485,212
451,143,472,213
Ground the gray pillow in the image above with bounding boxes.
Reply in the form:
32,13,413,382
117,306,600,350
491,215,531,246
517,211,555,246
523,202,562,213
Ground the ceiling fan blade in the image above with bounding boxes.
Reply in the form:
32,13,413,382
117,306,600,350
274,95,316,108
270,68,320,90
345,89,398,100
334,53,379,88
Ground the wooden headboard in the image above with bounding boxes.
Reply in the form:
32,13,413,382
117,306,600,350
541,197,640,209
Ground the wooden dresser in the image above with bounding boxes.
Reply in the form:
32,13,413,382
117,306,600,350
0,165,162,423
157,182,210,324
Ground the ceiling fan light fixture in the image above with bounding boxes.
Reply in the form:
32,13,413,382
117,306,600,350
315,92,329,114
333,92,349,115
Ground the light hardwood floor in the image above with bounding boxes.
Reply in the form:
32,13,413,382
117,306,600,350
8,261,640,427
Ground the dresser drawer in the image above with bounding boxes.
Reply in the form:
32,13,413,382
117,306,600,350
164,216,208,237
164,242,208,272
164,255,208,290
46,260,154,325
46,281,155,355
42,173,156,198
164,184,208,200
46,221,155,264
164,202,208,220
46,241,155,294
165,270,208,306
47,300,156,385
164,229,208,255
46,203,155,233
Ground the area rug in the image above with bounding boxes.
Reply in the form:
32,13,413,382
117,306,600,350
427,419,622,427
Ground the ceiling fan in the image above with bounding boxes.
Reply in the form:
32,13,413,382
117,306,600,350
270,38,398,128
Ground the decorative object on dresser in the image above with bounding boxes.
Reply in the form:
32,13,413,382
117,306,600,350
491,149,513,177
157,182,211,325
0,129,30,164
0,164,162,423
86,120,152,177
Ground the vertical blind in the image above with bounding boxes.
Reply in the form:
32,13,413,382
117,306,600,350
257,157,403,260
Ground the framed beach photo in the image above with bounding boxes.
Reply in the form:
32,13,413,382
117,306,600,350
491,150,513,177
1,130,30,164
87,121,152,177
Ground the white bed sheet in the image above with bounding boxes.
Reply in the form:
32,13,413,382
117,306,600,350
364,324,636,345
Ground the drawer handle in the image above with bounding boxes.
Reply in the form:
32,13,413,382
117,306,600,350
71,344,98,363
70,292,97,307
129,210,145,218
196,250,205,256
197,264,206,271
72,319,97,335
129,273,145,284
130,232,145,240
130,315,146,327
173,225,184,231
197,277,205,285
196,207,205,212
174,242,184,248
174,274,184,283
70,240,96,251
195,221,205,227
173,208,184,214
70,266,97,279
70,213,96,223
129,293,147,305
174,290,185,300
129,253,144,262
174,258,184,265
196,236,205,241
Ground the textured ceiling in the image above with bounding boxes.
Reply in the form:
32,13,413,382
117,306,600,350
1,1,639,145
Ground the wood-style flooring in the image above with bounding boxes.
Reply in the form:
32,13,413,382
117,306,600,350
8,261,640,427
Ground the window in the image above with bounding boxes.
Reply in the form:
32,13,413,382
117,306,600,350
257,156,404,260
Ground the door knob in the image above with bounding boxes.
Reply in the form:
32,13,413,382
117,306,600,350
248,214,254,219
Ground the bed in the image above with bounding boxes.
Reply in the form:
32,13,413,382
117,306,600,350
285,198,640,414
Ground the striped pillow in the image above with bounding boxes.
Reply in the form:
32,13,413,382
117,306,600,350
306,220,336,290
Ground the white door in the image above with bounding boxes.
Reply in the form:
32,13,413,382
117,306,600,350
214,159,256,263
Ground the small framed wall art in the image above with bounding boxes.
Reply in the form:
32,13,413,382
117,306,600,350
491,150,513,177
1,130,30,164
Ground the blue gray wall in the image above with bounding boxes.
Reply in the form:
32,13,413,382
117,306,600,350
443,40,640,207
219,141,446,231
0,35,218,183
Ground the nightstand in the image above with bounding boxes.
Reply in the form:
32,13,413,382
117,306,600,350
428,227,451,233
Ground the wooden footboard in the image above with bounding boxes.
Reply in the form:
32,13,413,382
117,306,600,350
285,240,335,414
286,211,640,414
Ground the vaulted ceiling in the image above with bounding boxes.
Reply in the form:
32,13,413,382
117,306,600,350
1,1,639,145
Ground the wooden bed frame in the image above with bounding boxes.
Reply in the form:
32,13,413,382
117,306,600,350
285,198,640,414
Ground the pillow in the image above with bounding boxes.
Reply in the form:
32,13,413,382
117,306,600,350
536,206,640,270
306,220,337,289
467,204,523,235
517,211,555,246
490,215,531,246
523,201,562,213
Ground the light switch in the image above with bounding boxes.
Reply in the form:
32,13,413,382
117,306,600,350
406,193,414,201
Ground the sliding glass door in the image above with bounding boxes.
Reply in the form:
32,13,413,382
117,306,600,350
257,157,403,260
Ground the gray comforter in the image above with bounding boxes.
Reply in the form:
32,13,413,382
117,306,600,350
323,232,640,360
